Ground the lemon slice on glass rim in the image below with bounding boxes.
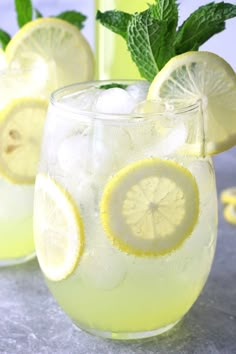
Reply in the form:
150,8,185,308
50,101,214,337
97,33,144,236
100,158,199,257
34,174,85,281
147,51,236,156
0,97,48,184
5,18,94,94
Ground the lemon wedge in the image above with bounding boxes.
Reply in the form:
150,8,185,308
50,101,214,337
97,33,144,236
0,97,48,184
34,174,84,281
220,187,236,205
6,18,94,95
223,204,236,225
100,158,199,257
147,52,236,156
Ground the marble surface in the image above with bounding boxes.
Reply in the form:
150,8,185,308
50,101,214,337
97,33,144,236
0,150,236,354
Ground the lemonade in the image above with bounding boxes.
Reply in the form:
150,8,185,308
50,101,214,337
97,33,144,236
34,0,236,341
0,68,48,265
34,80,218,338
0,16,94,266
0,177,34,263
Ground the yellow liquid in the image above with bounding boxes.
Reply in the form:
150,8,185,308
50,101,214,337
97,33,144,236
37,93,218,337
96,0,155,79
0,176,34,264
46,159,217,335
0,218,34,261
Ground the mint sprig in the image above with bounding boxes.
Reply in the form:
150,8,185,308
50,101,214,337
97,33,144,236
55,11,87,30
175,2,236,53
127,11,175,82
34,8,43,19
149,0,178,27
0,29,11,50
100,83,128,90
97,0,236,82
96,10,132,39
15,0,33,28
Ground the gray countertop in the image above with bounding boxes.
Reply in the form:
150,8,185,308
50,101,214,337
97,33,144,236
1,150,236,354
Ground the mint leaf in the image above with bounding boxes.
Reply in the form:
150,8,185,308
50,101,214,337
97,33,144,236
100,83,128,90
175,2,236,53
56,11,87,30
34,8,43,19
150,0,178,25
96,10,132,39
150,0,178,52
127,11,175,81
14,0,33,28
0,29,11,50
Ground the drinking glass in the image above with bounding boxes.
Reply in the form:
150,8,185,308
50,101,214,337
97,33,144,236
34,80,218,340
0,67,47,266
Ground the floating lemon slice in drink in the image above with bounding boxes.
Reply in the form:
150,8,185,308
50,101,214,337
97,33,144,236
34,174,85,281
100,158,199,257
5,18,94,94
221,187,236,205
0,97,48,184
147,51,236,156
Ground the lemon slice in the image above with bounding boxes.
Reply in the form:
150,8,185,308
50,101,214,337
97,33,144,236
34,174,84,281
147,51,236,156
221,187,236,205
223,204,236,225
6,18,94,94
0,48,7,70
100,158,199,256
0,97,48,184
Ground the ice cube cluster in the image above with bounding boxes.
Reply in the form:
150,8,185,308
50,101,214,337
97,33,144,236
43,81,190,290
47,81,187,212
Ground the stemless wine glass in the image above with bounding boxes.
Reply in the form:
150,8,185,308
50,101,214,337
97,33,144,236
0,67,48,266
34,80,218,340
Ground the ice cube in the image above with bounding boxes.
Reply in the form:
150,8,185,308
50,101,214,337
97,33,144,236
79,243,127,290
126,81,150,103
57,127,115,186
95,88,136,114
188,159,215,204
153,122,187,156
61,88,102,112
57,133,91,175
74,174,97,211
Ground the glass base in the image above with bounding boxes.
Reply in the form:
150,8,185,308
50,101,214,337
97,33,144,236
76,320,180,341
0,252,36,267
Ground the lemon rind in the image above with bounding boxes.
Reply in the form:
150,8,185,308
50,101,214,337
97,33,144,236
223,203,236,225
5,17,94,80
0,97,48,185
34,174,85,281
100,158,199,257
147,51,236,157
221,187,236,205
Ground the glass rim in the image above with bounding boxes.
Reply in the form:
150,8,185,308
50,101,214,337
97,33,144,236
50,80,200,123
